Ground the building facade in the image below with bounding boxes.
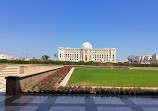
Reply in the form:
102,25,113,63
136,55,152,63
133,54,158,63
0,54,13,60
58,42,116,63
152,54,158,60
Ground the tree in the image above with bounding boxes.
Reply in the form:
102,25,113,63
42,55,50,61
127,55,137,62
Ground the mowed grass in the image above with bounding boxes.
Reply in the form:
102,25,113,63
68,68,158,87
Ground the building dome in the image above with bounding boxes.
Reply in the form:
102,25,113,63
81,42,92,49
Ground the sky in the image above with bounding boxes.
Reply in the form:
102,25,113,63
0,0,158,61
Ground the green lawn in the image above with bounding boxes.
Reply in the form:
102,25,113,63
68,68,158,87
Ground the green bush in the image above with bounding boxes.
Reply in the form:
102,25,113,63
26,86,158,95
0,59,158,67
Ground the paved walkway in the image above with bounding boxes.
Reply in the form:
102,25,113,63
0,93,158,111
59,68,74,87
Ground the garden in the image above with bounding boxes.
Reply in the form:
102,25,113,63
68,68,158,87
27,66,158,95
28,66,72,92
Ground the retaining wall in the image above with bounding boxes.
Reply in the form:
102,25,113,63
5,66,62,95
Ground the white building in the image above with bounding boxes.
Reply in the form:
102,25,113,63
0,54,13,60
58,42,116,63
138,55,152,63
152,54,158,60
134,54,158,63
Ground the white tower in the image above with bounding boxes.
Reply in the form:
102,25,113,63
81,42,93,62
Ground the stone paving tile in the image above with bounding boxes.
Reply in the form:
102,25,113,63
0,94,158,111
97,107,133,111
128,97,158,105
0,106,38,111
12,95,48,103
120,97,145,111
0,95,11,102
141,107,158,111
0,96,7,102
54,96,84,104
49,106,86,111
93,96,125,104
36,96,57,111
84,96,98,111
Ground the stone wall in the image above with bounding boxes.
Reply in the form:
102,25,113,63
18,65,61,74
5,66,63,95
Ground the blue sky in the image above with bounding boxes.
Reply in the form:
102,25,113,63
0,0,158,61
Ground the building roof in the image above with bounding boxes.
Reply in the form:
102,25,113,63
81,42,92,49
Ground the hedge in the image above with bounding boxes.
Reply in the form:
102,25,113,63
0,60,158,67
27,86,158,95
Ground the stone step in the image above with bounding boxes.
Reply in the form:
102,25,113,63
0,81,6,84
0,80,6,83
5,66,17,68
0,72,17,74
5,66,17,67
0,87,6,92
2,71,17,73
0,74,17,77
0,77,6,79
4,68,17,70
2,69,17,72
0,66,18,77
2,70,17,72
0,75,17,77
0,74,17,76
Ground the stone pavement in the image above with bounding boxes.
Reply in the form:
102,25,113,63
0,93,158,111
59,68,74,87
